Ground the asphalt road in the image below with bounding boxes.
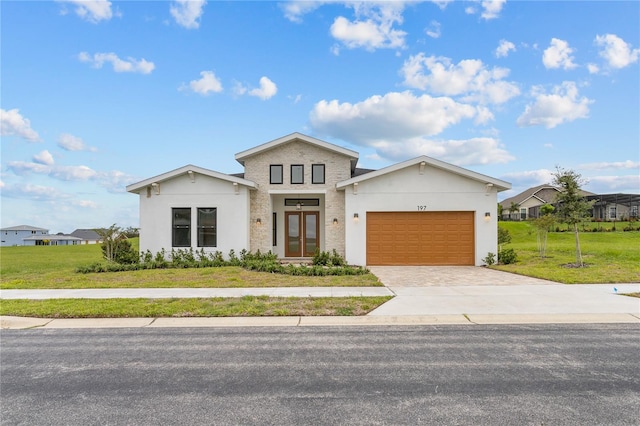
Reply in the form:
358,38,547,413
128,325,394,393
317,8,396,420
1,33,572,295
2,324,639,425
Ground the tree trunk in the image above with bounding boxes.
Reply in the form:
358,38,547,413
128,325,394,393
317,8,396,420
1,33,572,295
573,223,583,267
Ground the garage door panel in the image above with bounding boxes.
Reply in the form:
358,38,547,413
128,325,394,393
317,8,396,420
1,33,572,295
366,212,474,266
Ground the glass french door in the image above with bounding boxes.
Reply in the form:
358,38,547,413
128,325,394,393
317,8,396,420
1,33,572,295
285,212,319,257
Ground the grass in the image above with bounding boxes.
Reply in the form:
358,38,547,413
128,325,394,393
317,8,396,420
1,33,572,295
0,296,393,318
0,242,382,289
492,222,640,284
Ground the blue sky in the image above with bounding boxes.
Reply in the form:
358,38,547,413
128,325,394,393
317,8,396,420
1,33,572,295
2,0,639,233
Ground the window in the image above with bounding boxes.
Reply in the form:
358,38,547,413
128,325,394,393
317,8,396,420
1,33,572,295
197,208,217,247
291,165,304,184
272,212,277,246
270,165,283,184
312,164,325,184
631,206,638,218
284,198,320,207
609,206,617,220
172,208,191,247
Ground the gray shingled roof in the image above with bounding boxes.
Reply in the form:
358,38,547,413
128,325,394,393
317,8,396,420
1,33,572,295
70,229,102,241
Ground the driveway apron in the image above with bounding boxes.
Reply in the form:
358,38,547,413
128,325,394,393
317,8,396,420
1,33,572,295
367,266,640,316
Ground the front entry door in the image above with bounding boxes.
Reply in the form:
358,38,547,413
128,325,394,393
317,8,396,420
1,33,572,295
285,212,319,257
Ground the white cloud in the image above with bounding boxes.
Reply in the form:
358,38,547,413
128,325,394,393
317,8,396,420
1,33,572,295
74,200,99,209
480,0,506,20
502,169,554,187
50,165,98,181
7,161,51,175
170,0,207,29
183,71,223,95
542,38,577,70
58,133,97,152
309,91,479,141
281,1,325,23
465,0,506,19
57,0,113,23
78,52,155,74
579,160,640,171
587,63,600,74
425,20,441,38
495,39,515,58
586,174,640,193
33,150,55,166
1,183,71,201
373,136,514,165
6,159,136,193
401,54,520,104
595,34,639,69
0,108,41,142
249,77,278,100
330,3,407,51
235,77,278,100
517,81,593,129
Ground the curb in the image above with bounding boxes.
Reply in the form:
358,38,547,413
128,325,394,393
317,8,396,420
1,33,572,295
2,313,639,329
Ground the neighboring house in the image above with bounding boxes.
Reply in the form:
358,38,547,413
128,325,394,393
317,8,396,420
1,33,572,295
127,133,511,266
587,193,640,221
23,233,83,246
70,229,103,244
0,225,49,246
500,185,639,221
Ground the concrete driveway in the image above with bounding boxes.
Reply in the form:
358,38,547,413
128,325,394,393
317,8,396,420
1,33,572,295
368,266,556,287
367,266,640,319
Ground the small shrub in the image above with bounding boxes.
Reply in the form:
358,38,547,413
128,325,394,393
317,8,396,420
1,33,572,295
483,252,496,266
498,248,518,265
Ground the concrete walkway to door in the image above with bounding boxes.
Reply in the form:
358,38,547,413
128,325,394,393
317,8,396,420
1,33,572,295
367,266,640,320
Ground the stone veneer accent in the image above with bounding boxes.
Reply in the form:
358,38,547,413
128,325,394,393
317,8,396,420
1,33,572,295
242,139,353,256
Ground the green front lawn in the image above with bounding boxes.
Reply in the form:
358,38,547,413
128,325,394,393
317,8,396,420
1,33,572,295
0,243,381,289
0,296,393,318
493,222,640,283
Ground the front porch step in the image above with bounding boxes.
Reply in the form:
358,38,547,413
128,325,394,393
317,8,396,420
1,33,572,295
279,257,314,266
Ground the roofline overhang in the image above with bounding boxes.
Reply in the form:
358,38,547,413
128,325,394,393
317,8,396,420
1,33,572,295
336,155,511,191
126,164,258,193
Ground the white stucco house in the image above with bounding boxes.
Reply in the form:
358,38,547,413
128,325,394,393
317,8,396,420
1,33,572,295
127,133,511,266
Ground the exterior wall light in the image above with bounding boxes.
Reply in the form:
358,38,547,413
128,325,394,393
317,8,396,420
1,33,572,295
353,213,359,222
332,218,338,225
256,218,262,225
484,212,491,222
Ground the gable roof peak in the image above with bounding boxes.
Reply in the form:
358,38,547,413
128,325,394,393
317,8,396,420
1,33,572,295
234,132,359,169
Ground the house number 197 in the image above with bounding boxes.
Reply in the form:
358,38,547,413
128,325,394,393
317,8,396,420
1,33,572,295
417,205,428,211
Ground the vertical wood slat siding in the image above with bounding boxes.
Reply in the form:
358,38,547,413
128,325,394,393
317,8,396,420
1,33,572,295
366,212,475,266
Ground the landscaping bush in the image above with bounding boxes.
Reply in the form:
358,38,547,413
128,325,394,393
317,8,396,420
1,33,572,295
498,248,518,265
77,248,369,276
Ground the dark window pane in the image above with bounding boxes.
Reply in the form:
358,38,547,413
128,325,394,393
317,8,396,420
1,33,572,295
312,164,325,184
270,165,283,184
291,165,304,184
172,208,191,247
197,208,217,247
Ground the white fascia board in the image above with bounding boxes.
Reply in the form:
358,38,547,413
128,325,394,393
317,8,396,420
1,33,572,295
126,164,257,193
234,132,359,166
337,155,512,192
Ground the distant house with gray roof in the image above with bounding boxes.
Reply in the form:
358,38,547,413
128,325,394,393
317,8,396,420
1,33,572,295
1,225,49,246
70,229,103,244
500,185,638,221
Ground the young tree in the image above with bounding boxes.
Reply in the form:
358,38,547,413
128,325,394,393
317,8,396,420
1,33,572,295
532,204,555,258
96,224,138,264
552,167,593,267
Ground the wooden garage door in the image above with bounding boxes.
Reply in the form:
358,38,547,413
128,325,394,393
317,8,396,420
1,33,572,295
366,212,475,266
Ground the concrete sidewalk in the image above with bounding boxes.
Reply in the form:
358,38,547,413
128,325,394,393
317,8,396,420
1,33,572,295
1,283,639,329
